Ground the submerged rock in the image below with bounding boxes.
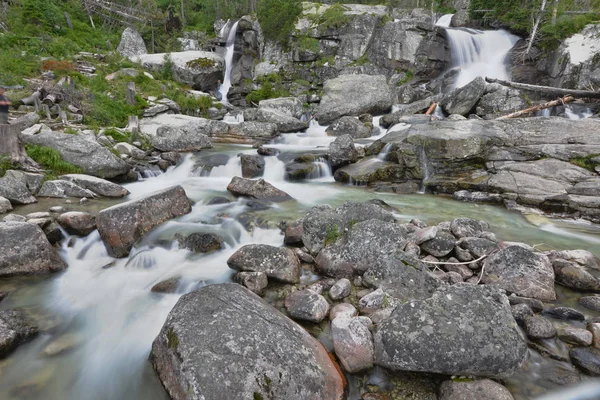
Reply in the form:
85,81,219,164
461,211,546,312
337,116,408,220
56,211,96,236
177,232,223,254
0,310,38,358
150,283,345,400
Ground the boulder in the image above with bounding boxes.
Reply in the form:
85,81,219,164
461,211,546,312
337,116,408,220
117,27,147,58
316,75,393,124
96,186,192,257
326,116,372,139
439,379,514,400
559,327,593,346
330,303,358,320
37,180,96,198
328,134,358,169
284,221,303,246
481,245,556,301
225,122,280,144
450,217,489,238
255,108,308,133
23,132,130,179
420,230,455,257
227,244,300,283
258,97,304,119
150,283,345,400
151,277,181,293
333,158,403,184
440,77,486,116
579,296,600,312
0,310,38,358
2,170,44,195
240,155,265,178
60,174,129,198
374,284,527,377
0,175,36,205
56,212,96,236
475,84,526,118
284,289,330,323
0,197,11,214
0,222,67,276
227,177,292,202
178,232,223,253
331,315,374,373
153,125,213,152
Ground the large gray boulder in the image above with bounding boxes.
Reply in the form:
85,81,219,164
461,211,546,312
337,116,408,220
23,132,130,179
258,97,304,119
56,211,96,236
96,186,192,257
224,122,280,144
150,283,345,400
255,108,308,133
2,170,44,195
0,222,67,277
0,197,11,214
117,27,147,58
374,284,527,377
328,134,358,169
153,125,213,152
227,177,292,202
60,174,129,198
316,75,393,124
440,77,486,116
481,245,556,301
475,84,526,118
37,180,96,198
0,175,36,205
227,244,301,283
0,310,38,358
326,116,372,139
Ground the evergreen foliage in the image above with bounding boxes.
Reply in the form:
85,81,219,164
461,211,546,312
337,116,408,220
257,0,302,45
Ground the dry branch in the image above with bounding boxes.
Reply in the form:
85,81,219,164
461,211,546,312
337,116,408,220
486,77,600,99
496,96,575,119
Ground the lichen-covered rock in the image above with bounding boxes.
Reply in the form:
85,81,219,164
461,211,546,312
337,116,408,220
150,283,345,400
0,197,12,214
328,134,358,169
374,284,527,377
96,186,192,257
440,77,486,116
117,27,147,58
0,310,38,358
524,315,556,339
0,222,67,277
2,170,44,195
60,174,129,198
233,272,268,295
56,211,96,236
227,244,300,283
285,289,330,323
227,177,292,202
329,279,351,300
420,230,455,257
326,116,372,139
255,108,308,133
450,217,489,238
38,180,96,198
0,175,36,205
178,232,223,254
153,125,213,152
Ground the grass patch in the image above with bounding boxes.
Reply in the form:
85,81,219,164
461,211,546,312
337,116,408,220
0,156,13,177
324,224,341,245
570,155,600,172
25,144,83,180
103,128,131,143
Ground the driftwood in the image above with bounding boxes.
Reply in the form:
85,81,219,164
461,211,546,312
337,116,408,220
496,96,575,120
425,102,437,115
486,77,600,99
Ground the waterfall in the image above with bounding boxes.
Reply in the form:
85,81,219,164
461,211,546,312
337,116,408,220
377,143,393,161
418,147,431,194
307,157,334,181
262,156,286,182
219,20,240,103
435,14,453,28
436,14,520,88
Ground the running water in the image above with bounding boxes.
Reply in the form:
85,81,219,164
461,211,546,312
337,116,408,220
219,20,240,103
436,14,520,88
377,143,393,160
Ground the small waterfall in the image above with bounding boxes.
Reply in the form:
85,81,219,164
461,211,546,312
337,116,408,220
565,105,593,120
435,14,453,27
219,20,240,103
377,143,393,161
432,104,445,120
436,14,519,88
418,147,431,194
262,156,286,182
223,112,244,124
209,156,242,178
307,157,333,181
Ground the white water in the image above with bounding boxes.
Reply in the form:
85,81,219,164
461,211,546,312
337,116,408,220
436,14,519,88
435,13,453,28
269,120,335,151
219,20,239,104
565,105,593,120
308,157,334,182
223,112,244,124
377,143,393,160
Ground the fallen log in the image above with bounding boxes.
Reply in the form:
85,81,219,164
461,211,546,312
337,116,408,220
496,96,575,120
20,90,41,106
425,103,437,115
485,77,600,99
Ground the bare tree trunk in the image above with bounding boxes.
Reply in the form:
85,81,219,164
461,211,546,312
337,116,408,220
551,0,559,25
180,0,185,27
496,96,575,119
526,0,548,56
486,77,600,98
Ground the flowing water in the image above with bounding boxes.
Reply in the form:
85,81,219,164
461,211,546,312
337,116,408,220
218,20,239,104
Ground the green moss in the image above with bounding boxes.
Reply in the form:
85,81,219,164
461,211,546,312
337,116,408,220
296,36,321,53
350,54,370,67
570,155,600,172
166,327,179,350
186,57,217,69
397,70,414,86
324,224,341,245
0,156,12,177
103,128,130,143
253,393,263,400
25,144,82,180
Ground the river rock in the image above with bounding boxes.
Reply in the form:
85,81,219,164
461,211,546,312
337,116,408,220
570,347,600,375
225,122,280,143
284,221,303,246
358,288,386,314
549,256,600,291
240,155,265,178
420,230,455,257
37,180,96,198
481,245,556,301
543,306,585,321
511,303,534,323
153,125,213,152
579,296,600,312
233,272,268,295
0,310,38,358
331,315,374,373
440,77,486,116
363,250,444,301
151,277,181,293
450,217,488,238
227,177,292,202
178,232,223,253
0,175,36,205
333,158,403,184
285,289,330,323
150,283,345,400
329,278,351,300
0,197,12,214
117,27,147,58
524,315,556,339
374,284,527,377
328,134,358,169
0,222,67,276
23,132,130,179
96,186,192,257
326,116,372,139
330,303,358,320
438,379,515,400
3,170,44,195
315,219,413,278
559,327,593,346
255,108,308,133
60,174,129,198
56,212,96,236
227,244,300,283
316,74,393,124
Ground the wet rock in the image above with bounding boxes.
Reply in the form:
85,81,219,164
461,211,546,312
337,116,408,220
178,232,223,253
56,211,96,236
38,180,96,198
440,77,486,116
570,347,600,375
559,327,593,346
227,244,301,284
43,222,64,245
329,303,358,320
240,154,265,178
329,279,351,300
524,315,556,339
507,296,544,312
227,177,292,202
481,246,555,301
328,134,358,169
543,307,585,321
316,220,413,278
233,272,268,295
589,323,600,348
580,296,600,312
257,146,277,156
439,379,515,400
151,277,181,293
284,221,303,246
150,283,345,400
511,303,534,323
96,185,192,258
0,222,67,276
332,315,374,373
0,175,37,205
358,288,385,314
374,285,528,377
60,174,129,198
285,289,330,323
450,218,488,238
420,231,455,257
326,116,372,139
42,333,81,357
0,310,39,358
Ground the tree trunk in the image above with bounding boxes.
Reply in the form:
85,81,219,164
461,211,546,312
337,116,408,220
496,96,575,120
526,0,547,56
551,0,559,25
485,77,600,98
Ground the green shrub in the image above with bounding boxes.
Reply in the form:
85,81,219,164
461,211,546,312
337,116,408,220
324,224,341,245
103,128,131,143
0,156,12,177
296,36,321,53
257,0,302,46
25,144,82,179
317,4,350,30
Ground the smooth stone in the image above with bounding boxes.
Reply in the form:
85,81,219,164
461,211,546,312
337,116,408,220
558,327,593,346
329,278,351,300
438,379,515,400
524,315,557,339
570,347,600,375
284,289,330,323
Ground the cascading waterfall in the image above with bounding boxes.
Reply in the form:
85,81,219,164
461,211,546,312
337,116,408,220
219,20,240,103
307,157,334,181
377,143,393,161
418,146,431,194
436,14,520,88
